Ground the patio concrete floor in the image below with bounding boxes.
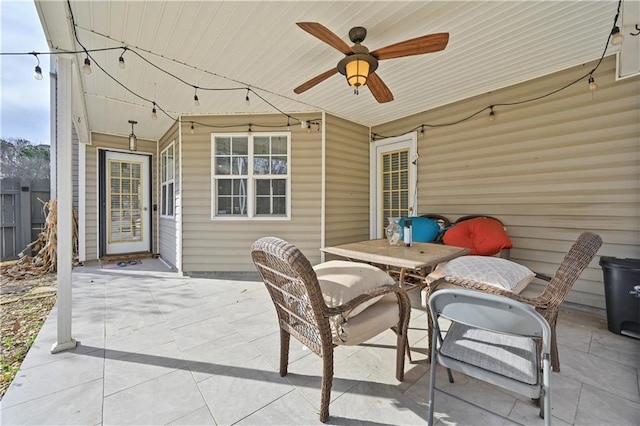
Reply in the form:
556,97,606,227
1,258,639,425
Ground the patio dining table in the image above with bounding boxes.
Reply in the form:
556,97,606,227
321,239,470,291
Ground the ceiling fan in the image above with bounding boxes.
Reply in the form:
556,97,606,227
293,22,449,103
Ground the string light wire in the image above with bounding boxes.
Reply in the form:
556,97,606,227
2,0,621,138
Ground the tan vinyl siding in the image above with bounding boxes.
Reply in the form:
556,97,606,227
372,55,639,309
324,114,370,247
84,133,158,261
158,123,179,269
180,114,322,273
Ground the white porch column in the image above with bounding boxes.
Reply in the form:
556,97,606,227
51,55,77,353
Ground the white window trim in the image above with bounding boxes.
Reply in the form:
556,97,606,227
369,132,418,238
160,141,175,219
211,132,291,220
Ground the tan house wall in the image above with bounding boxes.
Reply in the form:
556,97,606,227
158,122,180,269
372,55,640,309
179,113,323,273
324,114,370,247
83,133,158,261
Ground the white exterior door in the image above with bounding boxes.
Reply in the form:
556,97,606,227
370,133,418,239
105,151,150,255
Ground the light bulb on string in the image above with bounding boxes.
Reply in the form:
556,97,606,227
286,117,291,131
82,55,92,74
190,122,195,134
118,48,126,69
245,89,250,106
248,124,252,133
419,125,425,137
32,53,43,80
307,122,312,134
610,26,624,46
194,87,200,106
151,102,158,120
588,75,598,91
488,106,496,122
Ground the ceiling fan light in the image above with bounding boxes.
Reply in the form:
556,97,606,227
345,59,370,87
337,53,378,89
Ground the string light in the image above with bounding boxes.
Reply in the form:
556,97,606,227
286,117,291,131
82,55,92,74
610,26,624,45
151,102,158,120
372,0,622,141
245,89,250,106
248,124,252,133
118,47,126,69
190,122,194,134
32,53,43,80
9,0,620,139
419,125,425,137
194,87,200,106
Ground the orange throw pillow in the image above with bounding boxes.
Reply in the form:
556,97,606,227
443,217,513,255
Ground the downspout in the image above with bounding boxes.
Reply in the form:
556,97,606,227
177,120,183,274
320,111,326,261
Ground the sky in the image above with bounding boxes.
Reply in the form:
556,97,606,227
1,0,51,145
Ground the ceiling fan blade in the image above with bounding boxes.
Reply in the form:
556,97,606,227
294,68,339,94
371,33,449,60
367,72,394,103
297,22,353,55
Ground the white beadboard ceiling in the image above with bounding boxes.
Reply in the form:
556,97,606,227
35,1,622,142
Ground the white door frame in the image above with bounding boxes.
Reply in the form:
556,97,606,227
369,132,418,238
101,150,151,255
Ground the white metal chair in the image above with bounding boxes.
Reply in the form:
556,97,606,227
427,289,552,425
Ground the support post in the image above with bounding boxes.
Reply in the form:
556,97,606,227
51,55,77,353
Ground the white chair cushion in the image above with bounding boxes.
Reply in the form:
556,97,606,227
440,322,539,385
314,260,394,317
333,294,399,345
427,256,535,293
314,260,396,344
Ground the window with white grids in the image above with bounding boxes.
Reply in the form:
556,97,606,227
211,133,290,219
160,142,175,218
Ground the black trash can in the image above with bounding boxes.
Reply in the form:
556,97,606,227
599,256,640,339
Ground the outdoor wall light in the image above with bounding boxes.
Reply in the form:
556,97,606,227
128,120,138,151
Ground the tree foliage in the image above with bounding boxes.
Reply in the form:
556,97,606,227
0,138,50,180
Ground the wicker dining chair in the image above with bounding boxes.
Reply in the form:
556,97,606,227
423,232,602,372
251,237,411,423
